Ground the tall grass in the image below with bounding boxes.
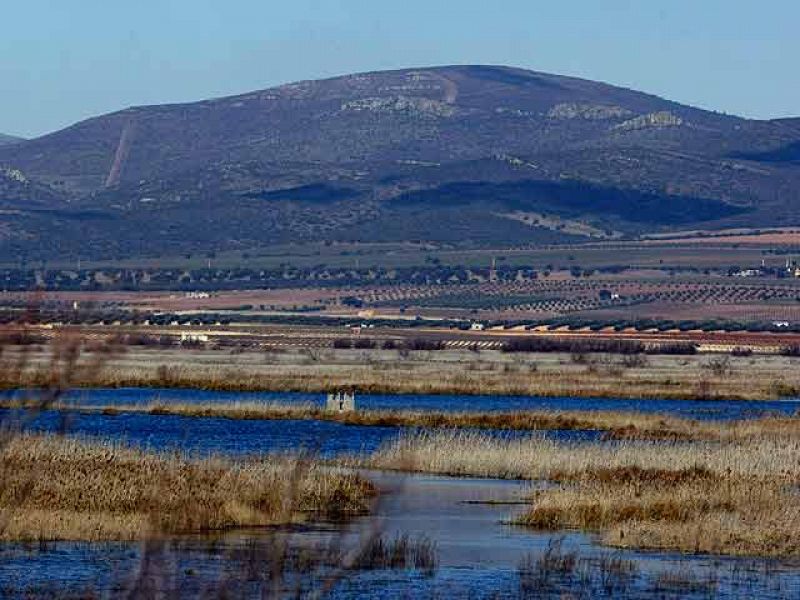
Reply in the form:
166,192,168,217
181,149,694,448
368,431,800,557
368,430,800,480
0,434,373,542
522,471,800,557
3,342,797,401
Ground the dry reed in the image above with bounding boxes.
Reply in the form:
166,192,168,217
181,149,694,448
71,401,741,435
0,434,374,542
368,431,800,480
367,431,800,557
2,344,797,401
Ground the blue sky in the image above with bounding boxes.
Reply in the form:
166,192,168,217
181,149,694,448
3,0,798,137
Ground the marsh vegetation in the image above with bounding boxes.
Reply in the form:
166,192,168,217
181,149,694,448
368,430,800,557
3,341,800,401
2,331,799,597
12,398,798,443
0,434,373,542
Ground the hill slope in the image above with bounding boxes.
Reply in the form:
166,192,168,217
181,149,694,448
1,65,799,260
0,134,22,146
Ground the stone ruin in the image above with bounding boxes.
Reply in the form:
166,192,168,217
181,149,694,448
326,391,356,413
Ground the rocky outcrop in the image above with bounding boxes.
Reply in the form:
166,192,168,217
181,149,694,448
1,168,26,183
341,96,456,118
615,111,684,131
548,103,633,120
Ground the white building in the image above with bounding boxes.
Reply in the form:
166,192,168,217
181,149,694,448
326,391,356,412
180,332,209,343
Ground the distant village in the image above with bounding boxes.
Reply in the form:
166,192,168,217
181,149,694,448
731,259,800,279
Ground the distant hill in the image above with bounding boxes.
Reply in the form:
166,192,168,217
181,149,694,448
0,133,22,146
0,65,799,260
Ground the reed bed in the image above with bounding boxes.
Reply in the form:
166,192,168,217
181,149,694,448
2,344,797,401
0,434,374,542
84,401,726,433
524,473,800,557
367,430,800,480
59,366,788,401
367,431,800,557
604,413,800,442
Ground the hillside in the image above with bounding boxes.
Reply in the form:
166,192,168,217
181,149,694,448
0,65,799,260
0,134,22,146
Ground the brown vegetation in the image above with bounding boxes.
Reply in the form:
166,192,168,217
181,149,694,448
69,401,717,433
20,399,800,443
3,342,800,401
351,533,437,574
0,434,373,542
522,467,800,558
367,431,800,480
368,431,800,557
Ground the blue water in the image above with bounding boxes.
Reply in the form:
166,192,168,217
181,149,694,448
2,389,800,598
2,386,791,458
12,387,800,421
0,408,602,458
3,469,799,599
5,543,798,599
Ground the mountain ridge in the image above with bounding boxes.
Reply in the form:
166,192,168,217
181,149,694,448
0,65,799,259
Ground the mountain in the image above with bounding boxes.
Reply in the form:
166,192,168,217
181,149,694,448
1,65,799,260
0,134,22,146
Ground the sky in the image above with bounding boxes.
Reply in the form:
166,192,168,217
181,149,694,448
2,0,799,138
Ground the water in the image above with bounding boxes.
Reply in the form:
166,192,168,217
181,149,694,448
7,382,786,458
330,472,800,599
2,472,798,598
2,389,800,597
14,386,800,420
1,408,601,458
5,409,400,457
